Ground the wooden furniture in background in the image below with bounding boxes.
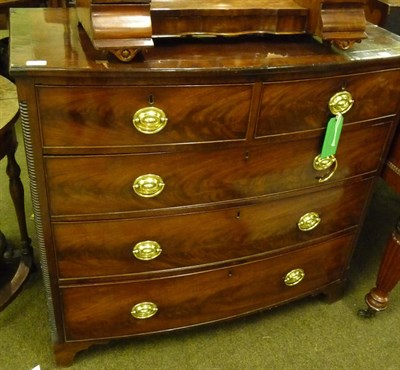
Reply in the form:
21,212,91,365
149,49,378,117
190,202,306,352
9,7,400,366
0,0,43,80
0,0,36,309
0,0,41,29
47,0,68,6
358,0,400,317
365,0,400,34
359,132,400,317
0,75,33,310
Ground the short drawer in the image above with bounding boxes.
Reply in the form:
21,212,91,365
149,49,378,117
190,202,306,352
256,70,400,137
61,233,353,341
37,85,252,147
54,180,372,279
45,121,390,217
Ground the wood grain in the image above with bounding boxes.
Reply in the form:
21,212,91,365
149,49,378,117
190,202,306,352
61,233,354,341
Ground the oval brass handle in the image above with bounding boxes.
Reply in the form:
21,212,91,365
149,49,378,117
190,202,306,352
313,154,338,183
131,302,158,319
133,174,165,198
329,91,354,115
133,241,162,261
284,268,305,287
133,106,168,134
298,212,321,231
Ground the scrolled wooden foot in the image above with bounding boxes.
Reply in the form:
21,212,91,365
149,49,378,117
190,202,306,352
111,48,140,62
332,39,360,50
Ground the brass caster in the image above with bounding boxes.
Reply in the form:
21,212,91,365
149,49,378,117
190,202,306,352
357,307,377,318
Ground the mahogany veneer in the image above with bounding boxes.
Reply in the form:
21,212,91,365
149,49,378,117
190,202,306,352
9,8,400,366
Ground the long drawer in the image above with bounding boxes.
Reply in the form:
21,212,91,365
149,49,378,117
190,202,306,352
60,233,354,341
54,179,372,279
45,121,390,217
37,85,252,147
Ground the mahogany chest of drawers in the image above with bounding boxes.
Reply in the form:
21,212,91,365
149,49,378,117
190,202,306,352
9,8,400,366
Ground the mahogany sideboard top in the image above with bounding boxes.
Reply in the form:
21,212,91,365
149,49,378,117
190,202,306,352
8,8,400,79
9,8,400,366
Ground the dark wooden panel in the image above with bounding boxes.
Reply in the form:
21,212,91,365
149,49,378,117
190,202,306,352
53,180,371,278
61,233,353,341
54,179,371,279
257,70,400,137
38,85,252,147
44,122,391,217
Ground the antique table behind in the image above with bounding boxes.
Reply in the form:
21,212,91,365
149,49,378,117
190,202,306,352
359,0,400,316
9,8,400,366
0,74,32,310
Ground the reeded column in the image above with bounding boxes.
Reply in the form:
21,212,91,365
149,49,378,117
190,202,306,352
359,218,400,317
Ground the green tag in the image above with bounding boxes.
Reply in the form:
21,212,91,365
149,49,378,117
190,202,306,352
321,114,344,158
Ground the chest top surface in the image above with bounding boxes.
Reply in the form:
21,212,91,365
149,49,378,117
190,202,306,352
8,8,400,79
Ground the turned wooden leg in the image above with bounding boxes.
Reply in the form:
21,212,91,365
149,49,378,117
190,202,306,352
359,217,400,317
6,127,32,256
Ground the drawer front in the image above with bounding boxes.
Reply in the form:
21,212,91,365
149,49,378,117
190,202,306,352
256,70,400,137
45,122,390,216
37,85,252,147
54,180,371,279
61,234,353,341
